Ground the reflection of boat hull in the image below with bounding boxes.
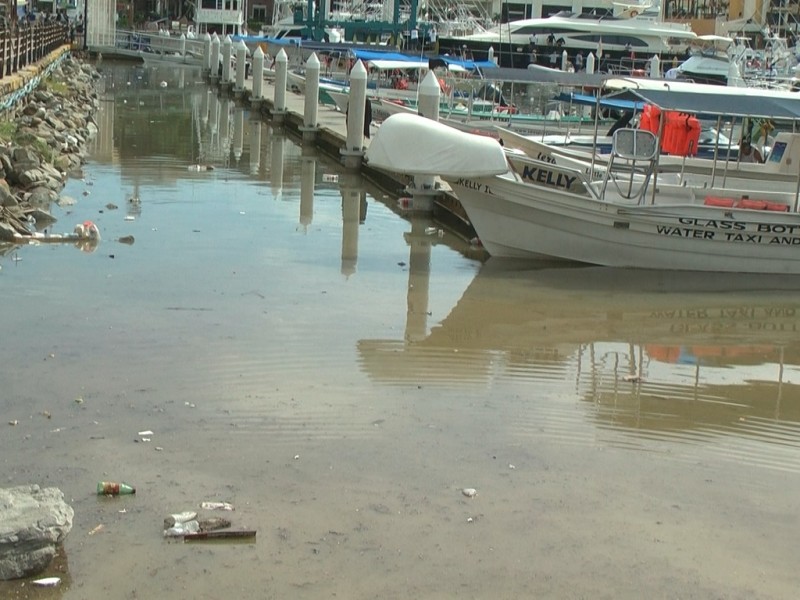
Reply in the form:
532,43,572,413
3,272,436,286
359,261,800,382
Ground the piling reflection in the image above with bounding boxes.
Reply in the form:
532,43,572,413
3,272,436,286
340,172,366,277
299,147,316,231
232,106,244,165
270,127,286,199
358,262,800,452
403,218,433,342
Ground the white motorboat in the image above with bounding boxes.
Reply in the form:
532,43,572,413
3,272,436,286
669,34,798,87
365,85,800,273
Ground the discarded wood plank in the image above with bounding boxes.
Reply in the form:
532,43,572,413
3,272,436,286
183,530,256,542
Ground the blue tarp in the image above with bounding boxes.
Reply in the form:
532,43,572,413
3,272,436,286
555,91,644,111
431,55,498,71
350,49,428,63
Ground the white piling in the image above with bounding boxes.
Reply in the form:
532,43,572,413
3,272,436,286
417,70,441,121
341,59,367,169
649,55,660,78
727,61,743,87
221,36,233,86
210,35,220,80
411,72,442,211
488,46,495,65
586,52,595,75
301,53,321,141
180,33,186,57
252,47,264,102
273,49,288,123
202,32,212,74
562,49,568,71
234,39,249,94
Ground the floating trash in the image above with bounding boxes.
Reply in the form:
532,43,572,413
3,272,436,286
200,501,234,511
164,511,198,528
461,488,477,498
32,577,61,587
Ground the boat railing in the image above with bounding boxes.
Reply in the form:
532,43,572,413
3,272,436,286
114,29,206,58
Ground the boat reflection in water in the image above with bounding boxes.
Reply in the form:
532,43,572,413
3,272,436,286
359,261,800,467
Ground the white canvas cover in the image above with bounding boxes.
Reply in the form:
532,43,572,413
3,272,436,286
365,113,509,177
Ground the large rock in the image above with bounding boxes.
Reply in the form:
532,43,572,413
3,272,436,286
0,485,74,580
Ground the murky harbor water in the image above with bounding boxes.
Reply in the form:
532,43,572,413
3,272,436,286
2,62,800,599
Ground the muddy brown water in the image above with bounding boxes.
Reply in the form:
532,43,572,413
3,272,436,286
1,62,800,599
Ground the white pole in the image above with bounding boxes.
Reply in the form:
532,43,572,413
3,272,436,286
418,70,441,121
412,72,442,211
303,53,321,133
252,47,264,100
235,40,248,92
649,55,660,78
274,49,288,121
203,32,212,74
345,60,367,153
586,52,596,75
210,34,220,80
222,35,233,84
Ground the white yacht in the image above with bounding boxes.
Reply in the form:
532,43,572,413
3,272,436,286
671,33,799,87
438,6,697,69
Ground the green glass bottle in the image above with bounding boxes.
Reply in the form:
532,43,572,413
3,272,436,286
97,481,136,495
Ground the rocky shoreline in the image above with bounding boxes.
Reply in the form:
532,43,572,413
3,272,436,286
0,56,100,245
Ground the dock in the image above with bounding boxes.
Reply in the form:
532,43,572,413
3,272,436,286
204,62,477,240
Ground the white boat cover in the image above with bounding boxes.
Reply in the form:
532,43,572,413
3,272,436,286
365,113,509,177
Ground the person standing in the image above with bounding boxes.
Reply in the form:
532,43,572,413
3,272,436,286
739,140,764,163
364,97,373,139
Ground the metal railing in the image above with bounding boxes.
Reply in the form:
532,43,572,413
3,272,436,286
0,21,71,80
112,29,207,59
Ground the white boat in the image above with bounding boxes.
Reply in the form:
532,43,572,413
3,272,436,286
438,7,698,69
365,89,800,273
669,34,798,87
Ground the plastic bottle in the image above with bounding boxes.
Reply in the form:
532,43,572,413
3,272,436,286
163,519,200,537
97,481,136,495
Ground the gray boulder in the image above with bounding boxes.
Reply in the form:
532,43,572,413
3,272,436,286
0,485,74,580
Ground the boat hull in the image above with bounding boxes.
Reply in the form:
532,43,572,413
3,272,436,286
450,173,800,274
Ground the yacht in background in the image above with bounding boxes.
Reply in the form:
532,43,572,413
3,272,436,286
670,33,799,88
437,4,697,69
